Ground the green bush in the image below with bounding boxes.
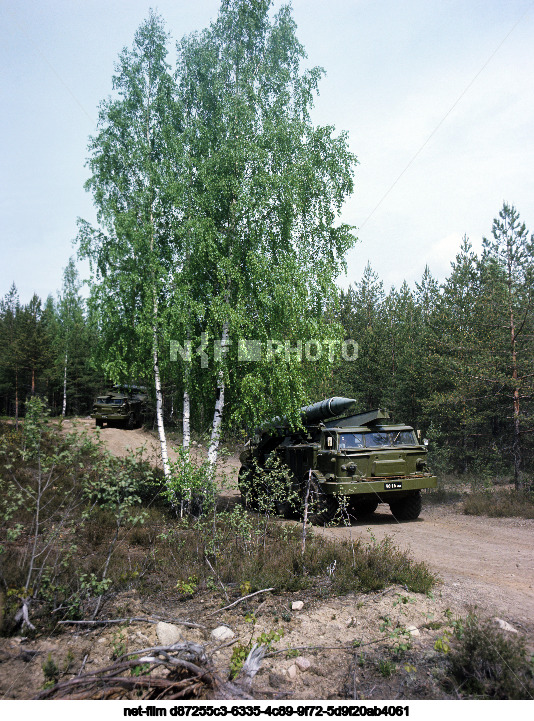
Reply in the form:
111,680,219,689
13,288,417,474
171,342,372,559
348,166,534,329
0,404,155,632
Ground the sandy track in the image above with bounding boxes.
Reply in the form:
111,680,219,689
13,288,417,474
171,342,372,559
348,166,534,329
69,418,534,633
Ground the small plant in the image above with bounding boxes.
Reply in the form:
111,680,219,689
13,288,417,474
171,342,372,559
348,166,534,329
286,648,300,659
62,650,75,674
42,653,59,688
379,615,392,632
434,632,452,654
377,658,396,678
393,593,415,608
131,661,151,677
391,627,412,658
165,449,215,517
175,575,198,597
229,627,284,679
111,627,128,660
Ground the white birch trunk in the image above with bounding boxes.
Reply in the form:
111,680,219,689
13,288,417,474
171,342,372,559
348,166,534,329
153,324,171,479
62,351,68,417
208,321,229,467
183,388,191,448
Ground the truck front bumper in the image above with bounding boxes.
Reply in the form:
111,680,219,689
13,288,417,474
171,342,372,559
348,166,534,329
91,413,129,422
322,474,437,496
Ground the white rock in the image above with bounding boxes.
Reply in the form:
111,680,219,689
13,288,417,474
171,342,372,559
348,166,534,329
295,656,311,671
287,664,298,679
211,625,235,641
493,618,518,634
406,625,420,637
156,622,181,646
292,601,304,611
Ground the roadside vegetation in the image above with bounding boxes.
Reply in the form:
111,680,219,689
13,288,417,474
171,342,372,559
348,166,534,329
0,401,436,637
444,612,534,699
3,404,534,701
423,477,534,519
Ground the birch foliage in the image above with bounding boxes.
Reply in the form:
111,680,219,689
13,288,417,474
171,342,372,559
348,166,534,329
78,12,183,478
175,0,358,446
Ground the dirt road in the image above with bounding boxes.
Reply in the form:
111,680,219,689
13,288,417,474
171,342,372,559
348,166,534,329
70,418,534,632
320,506,534,631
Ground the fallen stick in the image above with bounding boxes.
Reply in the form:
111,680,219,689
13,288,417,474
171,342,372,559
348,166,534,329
58,616,205,628
207,588,275,616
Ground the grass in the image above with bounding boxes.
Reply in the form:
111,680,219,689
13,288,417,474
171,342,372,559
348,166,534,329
145,515,438,598
463,488,534,519
422,472,534,519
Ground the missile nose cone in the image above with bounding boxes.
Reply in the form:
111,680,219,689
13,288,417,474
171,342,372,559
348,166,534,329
329,397,357,415
300,397,356,424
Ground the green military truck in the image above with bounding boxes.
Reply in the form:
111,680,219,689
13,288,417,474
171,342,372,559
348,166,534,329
92,386,147,429
239,397,437,524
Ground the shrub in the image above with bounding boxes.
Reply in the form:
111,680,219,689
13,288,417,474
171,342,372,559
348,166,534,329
447,613,534,699
0,404,155,631
164,448,215,517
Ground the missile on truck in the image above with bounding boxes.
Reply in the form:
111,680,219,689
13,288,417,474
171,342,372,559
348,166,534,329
239,397,437,524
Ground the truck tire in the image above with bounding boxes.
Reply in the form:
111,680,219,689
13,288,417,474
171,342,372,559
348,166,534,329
275,497,298,519
96,418,103,428
350,498,379,520
304,474,338,525
389,491,422,521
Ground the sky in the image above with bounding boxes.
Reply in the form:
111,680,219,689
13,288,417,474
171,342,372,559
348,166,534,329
1,0,534,303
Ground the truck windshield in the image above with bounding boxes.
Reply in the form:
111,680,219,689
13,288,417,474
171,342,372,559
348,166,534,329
365,431,417,447
338,433,364,448
336,431,418,449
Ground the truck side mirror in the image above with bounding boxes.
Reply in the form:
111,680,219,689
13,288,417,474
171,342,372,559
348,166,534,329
423,438,429,447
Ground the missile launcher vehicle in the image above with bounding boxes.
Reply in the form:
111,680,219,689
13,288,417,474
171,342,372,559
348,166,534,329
239,397,437,524
92,385,147,429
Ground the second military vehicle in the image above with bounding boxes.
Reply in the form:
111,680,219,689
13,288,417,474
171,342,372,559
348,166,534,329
239,397,437,524
92,386,147,429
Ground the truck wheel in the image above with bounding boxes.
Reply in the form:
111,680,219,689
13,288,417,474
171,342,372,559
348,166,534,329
96,419,103,428
304,474,338,525
389,491,422,521
275,497,298,519
350,498,379,520
127,413,135,430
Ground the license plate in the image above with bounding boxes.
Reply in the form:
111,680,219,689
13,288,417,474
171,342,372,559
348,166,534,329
384,482,402,490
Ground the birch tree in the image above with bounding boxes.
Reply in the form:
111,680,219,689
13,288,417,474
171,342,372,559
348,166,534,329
78,12,183,479
176,0,357,466
56,259,85,416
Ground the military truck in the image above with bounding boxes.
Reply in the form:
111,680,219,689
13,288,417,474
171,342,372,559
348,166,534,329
91,386,147,429
238,397,437,524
